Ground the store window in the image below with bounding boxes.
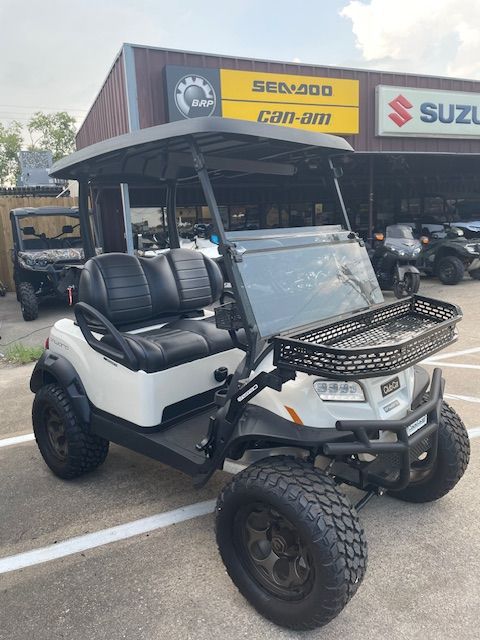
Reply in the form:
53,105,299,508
131,207,168,253
290,202,313,227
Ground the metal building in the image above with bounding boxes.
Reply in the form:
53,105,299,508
77,43,480,251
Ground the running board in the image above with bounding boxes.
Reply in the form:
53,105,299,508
91,409,211,476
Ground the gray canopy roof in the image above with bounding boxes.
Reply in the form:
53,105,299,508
50,117,353,184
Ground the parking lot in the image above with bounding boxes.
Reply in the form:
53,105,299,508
1,278,479,640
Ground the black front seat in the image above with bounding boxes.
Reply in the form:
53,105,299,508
77,250,241,372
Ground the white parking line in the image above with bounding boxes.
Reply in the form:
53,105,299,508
0,433,35,448
445,393,480,404
0,429,479,575
0,499,216,575
424,346,480,362
423,362,480,370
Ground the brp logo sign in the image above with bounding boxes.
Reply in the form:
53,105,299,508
388,94,413,127
174,74,217,118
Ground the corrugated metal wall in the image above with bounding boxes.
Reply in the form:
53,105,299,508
77,45,480,154
76,52,129,150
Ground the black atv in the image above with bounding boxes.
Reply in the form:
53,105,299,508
417,224,480,284
10,207,88,320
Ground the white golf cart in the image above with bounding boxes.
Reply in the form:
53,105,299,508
30,119,469,630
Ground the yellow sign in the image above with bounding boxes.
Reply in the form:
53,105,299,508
219,69,359,133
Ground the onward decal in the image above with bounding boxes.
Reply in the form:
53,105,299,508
377,85,480,138
165,66,359,133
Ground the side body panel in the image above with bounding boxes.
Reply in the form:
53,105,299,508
49,319,244,427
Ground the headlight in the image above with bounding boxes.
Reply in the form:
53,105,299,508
313,380,365,402
413,246,421,255
466,244,478,254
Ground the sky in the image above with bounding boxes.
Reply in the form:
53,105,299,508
2,0,480,130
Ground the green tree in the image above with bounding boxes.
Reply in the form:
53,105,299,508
27,111,77,161
0,121,23,185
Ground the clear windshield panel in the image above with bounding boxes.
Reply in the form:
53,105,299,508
386,225,415,239
227,227,384,338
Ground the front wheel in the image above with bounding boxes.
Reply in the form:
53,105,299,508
436,255,465,285
18,282,38,320
389,400,470,503
216,457,367,630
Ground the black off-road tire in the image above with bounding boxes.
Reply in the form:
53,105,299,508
216,457,367,630
389,400,470,503
469,268,480,280
436,255,465,285
33,383,109,479
18,281,39,320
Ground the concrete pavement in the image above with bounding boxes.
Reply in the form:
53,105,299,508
0,277,479,639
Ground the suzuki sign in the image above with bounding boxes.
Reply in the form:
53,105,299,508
377,85,480,138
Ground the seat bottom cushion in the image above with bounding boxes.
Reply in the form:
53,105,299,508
102,316,242,373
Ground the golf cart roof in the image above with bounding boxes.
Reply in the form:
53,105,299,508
49,117,353,183
10,207,79,219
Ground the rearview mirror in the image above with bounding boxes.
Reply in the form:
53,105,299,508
62,225,74,234
21,226,36,235
210,234,219,245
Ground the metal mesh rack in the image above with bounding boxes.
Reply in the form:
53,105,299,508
273,296,462,379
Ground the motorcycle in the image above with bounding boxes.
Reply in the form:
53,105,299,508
369,224,422,298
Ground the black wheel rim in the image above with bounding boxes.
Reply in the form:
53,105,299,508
440,262,454,280
234,502,314,601
43,405,68,460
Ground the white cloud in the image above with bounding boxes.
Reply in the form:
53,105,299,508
340,0,480,78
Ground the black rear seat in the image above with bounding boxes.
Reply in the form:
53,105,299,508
79,250,242,372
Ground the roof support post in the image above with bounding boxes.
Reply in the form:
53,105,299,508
368,156,374,239
78,181,95,259
189,139,259,370
166,180,180,248
328,158,351,231
120,183,134,255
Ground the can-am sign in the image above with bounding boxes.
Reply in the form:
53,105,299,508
165,66,359,134
377,85,480,138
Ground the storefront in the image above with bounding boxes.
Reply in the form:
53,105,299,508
77,44,480,250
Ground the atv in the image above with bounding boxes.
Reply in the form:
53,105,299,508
417,224,480,284
10,207,89,320
30,118,470,631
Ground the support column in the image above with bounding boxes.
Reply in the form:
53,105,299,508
78,181,95,259
120,183,134,255
368,156,374,238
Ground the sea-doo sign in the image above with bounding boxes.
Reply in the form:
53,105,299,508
165,66,359,133
377,85,480,138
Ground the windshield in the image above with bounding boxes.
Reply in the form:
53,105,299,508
386,225,415,239
17,214,82,251
227,226,383,338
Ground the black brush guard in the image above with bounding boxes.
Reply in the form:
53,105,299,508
324,368,443,491
272,295,461,379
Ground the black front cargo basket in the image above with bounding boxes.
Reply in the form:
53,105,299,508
273,295,461,379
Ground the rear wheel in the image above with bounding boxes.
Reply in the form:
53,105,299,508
216,457,367,630
389,400,470,503
33,383,109,479
18,282,38,320
436,255,465,285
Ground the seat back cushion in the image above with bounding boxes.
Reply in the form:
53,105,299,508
79,249,223,326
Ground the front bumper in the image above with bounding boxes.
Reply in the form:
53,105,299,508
324,368,443,491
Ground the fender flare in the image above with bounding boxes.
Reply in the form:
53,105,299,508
30,350,90,424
